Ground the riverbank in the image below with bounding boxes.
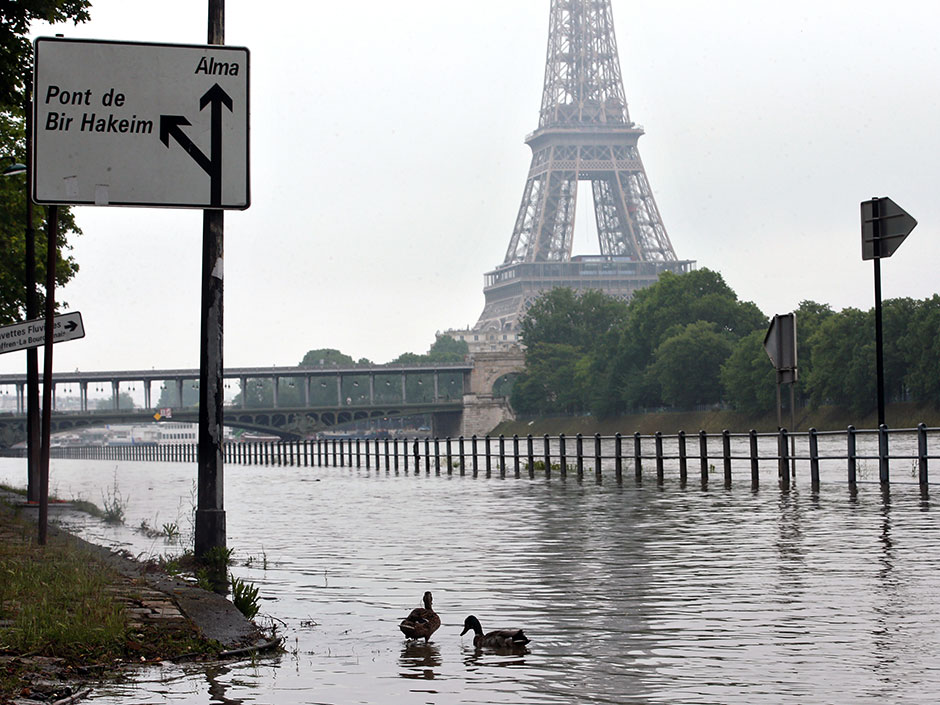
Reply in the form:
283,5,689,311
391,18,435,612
492,401,940,437
0,490,275,705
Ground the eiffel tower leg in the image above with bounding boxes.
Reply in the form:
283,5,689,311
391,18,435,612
592,177,643,260
505,166,578,263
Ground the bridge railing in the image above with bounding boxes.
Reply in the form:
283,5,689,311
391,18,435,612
4,424,937,492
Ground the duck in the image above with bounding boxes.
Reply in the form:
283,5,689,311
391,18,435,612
460,614,530,649
399,591,441,642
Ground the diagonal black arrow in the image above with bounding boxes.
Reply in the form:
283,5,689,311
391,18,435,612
199,83,234,207
159,114,212,175
159,84,233,207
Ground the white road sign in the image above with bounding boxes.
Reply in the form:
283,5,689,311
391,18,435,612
32,37,249,209
0,312,85,355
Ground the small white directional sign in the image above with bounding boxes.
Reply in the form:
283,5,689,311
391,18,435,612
0,312,85,355
32,37,249,209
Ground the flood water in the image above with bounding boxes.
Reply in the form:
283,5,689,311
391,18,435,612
2,455,940,704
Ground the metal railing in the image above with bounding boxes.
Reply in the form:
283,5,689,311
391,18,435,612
8,423,938,492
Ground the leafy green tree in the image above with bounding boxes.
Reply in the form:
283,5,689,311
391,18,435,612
0,2,89,324
720,330,776,414
0,111,81,324
595,269,766,414
803,307,874,415
0,1,91,110
510,343,586,415
427,334,468,362
901,295,940,407
95,391,134,410
300,348,355,367
650,321,734,408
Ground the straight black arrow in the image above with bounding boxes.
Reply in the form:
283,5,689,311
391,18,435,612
200,83,233,207
159,83,233,207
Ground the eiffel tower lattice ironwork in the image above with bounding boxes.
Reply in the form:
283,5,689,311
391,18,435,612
460,0,693,351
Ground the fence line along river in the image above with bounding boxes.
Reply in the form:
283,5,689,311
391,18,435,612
14,424,939,492
1,426,940,703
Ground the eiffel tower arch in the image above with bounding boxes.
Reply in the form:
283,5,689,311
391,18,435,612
451,0,694,352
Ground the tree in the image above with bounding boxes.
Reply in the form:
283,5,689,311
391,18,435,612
650,321,734,408
720,329,776,414
901,295,940,407
0,2,89,324
0,1,91,110
595,269,766,414
803,308,874,415
300,348,355,367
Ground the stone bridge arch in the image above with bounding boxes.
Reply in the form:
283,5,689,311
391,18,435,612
468,350,526,396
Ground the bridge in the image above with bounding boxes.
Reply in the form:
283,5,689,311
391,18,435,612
0,352,525,445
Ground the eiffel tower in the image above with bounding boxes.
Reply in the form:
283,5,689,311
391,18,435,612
457,0,693,351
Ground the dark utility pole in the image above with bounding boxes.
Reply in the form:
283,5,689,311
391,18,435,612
24,85,40,503
195,0,227,559
38,205,57,545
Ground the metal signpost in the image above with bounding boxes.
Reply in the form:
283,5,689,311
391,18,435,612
764,313,798,487
31,4,246,551
861,197,917,432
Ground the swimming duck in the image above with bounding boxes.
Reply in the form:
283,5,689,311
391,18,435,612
399,591,441,642
460,615,530,649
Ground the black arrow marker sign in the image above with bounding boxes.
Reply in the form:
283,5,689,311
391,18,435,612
159,83,234,207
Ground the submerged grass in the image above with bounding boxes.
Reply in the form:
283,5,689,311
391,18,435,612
0,500,221,700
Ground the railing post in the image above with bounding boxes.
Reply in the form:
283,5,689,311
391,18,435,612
513,434,520,478
339,439,344,468
471,434,478,477
699,430,708,488
403,437,408,472
459,436,465,476
446,437,453,475
559,434,567,479
678,430,688,487
809,427,820,491
434,437,440,474
878,424,890,486
384,438,390,472
424,437,431,474
655,431,664,485
356,439,361,468
594,433,602,483
527,434,535,479
614,432,623,484
485,435,492,476
576,433,584,480
722,429,732,488
749,429,759,490
393,438,399,472
918,422,929,490
543,434,551,479
847,425,857,489
778,428,790,492
498,434,506,478
633,432,642,484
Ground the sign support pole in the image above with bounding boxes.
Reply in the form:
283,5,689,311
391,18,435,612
870,198,886,429
38,205,57,545
195,0,226,560
24,83,40,503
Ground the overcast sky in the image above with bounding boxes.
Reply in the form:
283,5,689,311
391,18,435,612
3,0,939,378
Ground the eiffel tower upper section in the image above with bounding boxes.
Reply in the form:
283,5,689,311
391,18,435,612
451,0,693,352
503,0,677,265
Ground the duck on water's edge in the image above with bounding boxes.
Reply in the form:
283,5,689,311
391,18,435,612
460,615,530,649
399,591,441,643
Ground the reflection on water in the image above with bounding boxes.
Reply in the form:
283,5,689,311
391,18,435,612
2,457,940,704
